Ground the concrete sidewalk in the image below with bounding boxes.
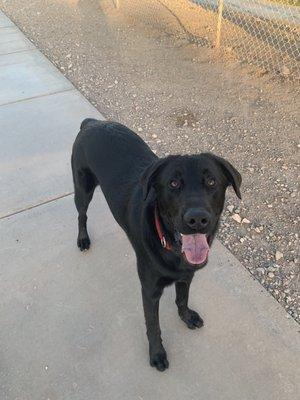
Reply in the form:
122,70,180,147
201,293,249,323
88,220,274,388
0,10,299,400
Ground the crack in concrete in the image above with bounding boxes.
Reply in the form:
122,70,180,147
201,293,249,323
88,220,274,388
0,192,74,220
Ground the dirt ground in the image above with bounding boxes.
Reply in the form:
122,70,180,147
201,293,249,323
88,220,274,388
1,0,299,322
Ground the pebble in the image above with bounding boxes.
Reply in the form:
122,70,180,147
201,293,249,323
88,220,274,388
242,218,250,224
281,66,290,76
227,205,234,213
151,134,157,139
268,272,275,278
232,214,242,223
275,251,283,261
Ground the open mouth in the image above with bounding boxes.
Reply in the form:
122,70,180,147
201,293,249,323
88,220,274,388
180,233,210,267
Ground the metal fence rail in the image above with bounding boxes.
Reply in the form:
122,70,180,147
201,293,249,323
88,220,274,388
193,0,300,79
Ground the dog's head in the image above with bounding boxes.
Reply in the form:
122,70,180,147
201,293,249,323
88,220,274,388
141,153,241,269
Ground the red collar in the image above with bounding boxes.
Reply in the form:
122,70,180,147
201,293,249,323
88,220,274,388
154,204,172,250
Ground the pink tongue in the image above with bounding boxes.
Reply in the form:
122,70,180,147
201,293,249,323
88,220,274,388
181,233,209,265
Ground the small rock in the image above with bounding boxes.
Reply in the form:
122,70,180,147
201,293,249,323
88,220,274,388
242,218,250,224
281,66,290,76
275,251,283,261
227,205,234,213
232,214,241,223
152,134,157,139
137,127,143,132
268,272,275,278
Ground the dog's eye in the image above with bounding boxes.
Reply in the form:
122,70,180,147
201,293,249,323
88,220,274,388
206,177,216,187
169,179,181,189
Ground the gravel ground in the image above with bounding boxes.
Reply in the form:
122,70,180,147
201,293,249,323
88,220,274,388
1,0,299,322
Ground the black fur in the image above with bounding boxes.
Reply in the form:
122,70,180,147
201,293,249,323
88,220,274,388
71,119,242,371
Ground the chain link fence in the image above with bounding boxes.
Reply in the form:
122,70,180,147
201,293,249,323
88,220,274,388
193,0,300,79
114,0,300,80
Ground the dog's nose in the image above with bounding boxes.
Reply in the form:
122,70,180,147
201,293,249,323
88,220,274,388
183,208,211,230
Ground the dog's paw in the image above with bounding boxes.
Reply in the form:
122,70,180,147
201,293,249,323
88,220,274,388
180,308,204,330
150,350,169,372
77,235,90,251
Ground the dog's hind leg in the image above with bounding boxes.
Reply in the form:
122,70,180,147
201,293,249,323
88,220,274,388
73,168,96,251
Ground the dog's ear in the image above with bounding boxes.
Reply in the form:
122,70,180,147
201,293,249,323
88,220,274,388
204,153,242,199
141,155,180,201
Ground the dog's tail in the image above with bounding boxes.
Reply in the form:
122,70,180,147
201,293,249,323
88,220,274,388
80,118,98,131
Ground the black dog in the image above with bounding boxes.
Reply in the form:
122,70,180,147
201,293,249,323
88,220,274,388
71,119,241,371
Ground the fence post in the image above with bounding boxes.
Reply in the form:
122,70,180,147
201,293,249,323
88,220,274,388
215,0,224,48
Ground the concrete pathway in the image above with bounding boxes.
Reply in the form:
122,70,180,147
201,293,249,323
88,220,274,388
0,10,299,400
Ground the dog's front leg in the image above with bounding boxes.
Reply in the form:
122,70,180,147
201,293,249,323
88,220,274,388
141,287,169,371
175,279,204,329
